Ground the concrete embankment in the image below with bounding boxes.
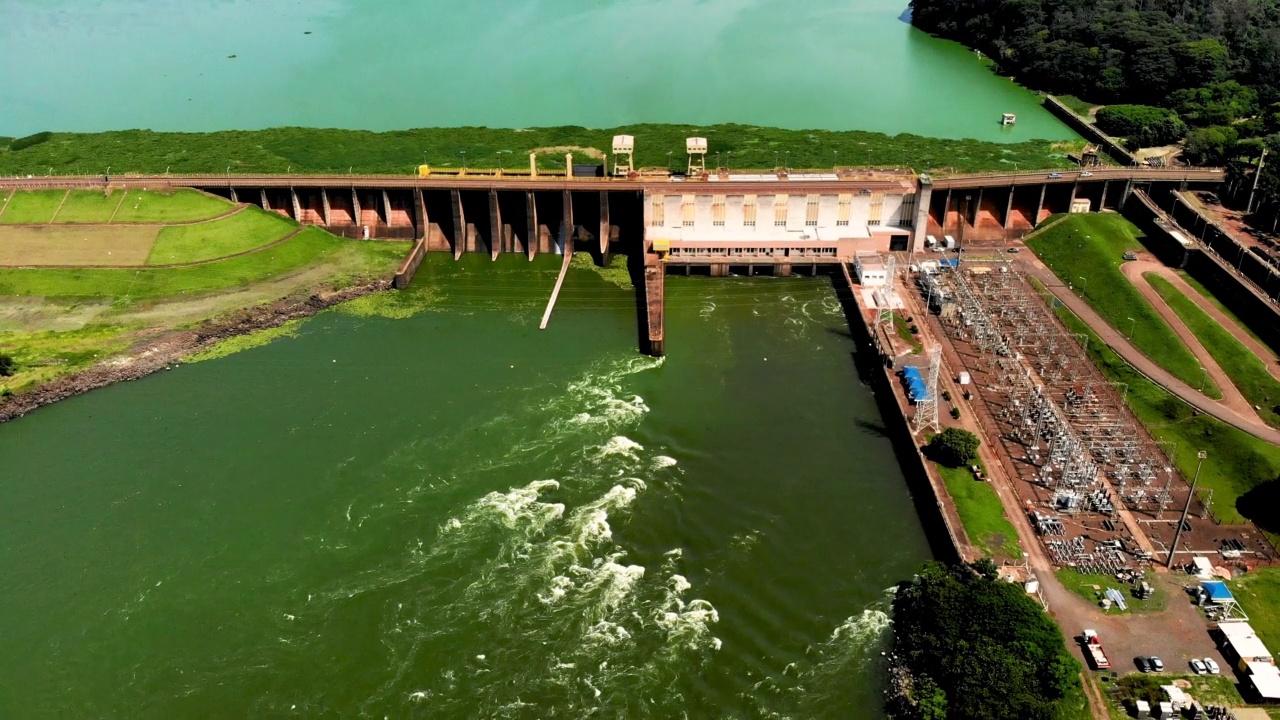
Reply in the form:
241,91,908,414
832,268,966,564
1122,187,1280,352
1042,96,1137,166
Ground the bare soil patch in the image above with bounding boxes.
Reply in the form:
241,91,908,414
0,225,159,266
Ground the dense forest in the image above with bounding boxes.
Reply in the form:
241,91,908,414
911,0,1280,231
887,561,1083,720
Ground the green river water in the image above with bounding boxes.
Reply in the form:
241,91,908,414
0,0,1059,715
0,0,1074,142
1,259,931,716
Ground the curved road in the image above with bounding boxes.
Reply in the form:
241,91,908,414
1022,257,1280,446
1120,259,1257,419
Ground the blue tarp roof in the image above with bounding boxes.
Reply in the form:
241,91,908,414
901,367,932,401
1203,580,1235,603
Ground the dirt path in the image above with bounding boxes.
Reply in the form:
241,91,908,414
1119,259,1257,418
1022,257,1280,446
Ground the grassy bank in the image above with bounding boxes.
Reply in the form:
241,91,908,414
1027,214,1222,399
0,125,1086,177
0,226,401,298
1146,273,1280,428
1055,568,1165,614
936,463,1021,559
1230,568,1280,652
1048,302,1280,526
146,208,296,265
1178,270,1280,354
0,189,408,395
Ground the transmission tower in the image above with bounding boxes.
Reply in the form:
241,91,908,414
876,254,897,329
914,344,943,435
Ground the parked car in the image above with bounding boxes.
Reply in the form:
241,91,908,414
1149,656,1165,672
1203,658,1220,674
1135,657,1151,672
1190,658,1207,674
1007,247,1021,253
1048,172,1063,179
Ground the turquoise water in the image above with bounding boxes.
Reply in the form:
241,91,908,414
0,0,1075,141
0,259,932,716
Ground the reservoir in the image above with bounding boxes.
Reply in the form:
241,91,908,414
1,0,1075,142
0,259,931,716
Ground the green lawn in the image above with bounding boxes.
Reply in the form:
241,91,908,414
936,462,1022,559
893,311,923,354
1055,568,1166,614
1178,270,1280,355
1147,273,1280,428
0,190,67,224
1027,214,1222,399
146,207,297,265
50,190,123,223
0,227,406,299
1050,302,1280,526
1230,568,1280,652
0,126,1087,176
111,189,233,224
1054,95,1099,118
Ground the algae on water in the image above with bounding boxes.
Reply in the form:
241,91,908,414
186,319,304,362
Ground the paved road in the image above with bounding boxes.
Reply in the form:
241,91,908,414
1022,258,1280,446
1140,262,1280,383
1120,258,1257,419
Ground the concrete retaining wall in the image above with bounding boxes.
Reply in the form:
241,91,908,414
1043,96,1138,166
393,238,427,289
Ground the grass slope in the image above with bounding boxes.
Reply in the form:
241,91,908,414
0,190,66,224
146,208,297,265
51,190,121,223
1147,273,1280,428
936,463,1021,558
1027,214,1222,399
1178,270,1279,354
0,226,403,299
1050,301,1280,526
111,189,233,223
1230,568,1280,652
0,126,1086,177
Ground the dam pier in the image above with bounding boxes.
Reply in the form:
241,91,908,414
2,163,1224,357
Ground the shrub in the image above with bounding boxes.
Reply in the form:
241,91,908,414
9,131,53,152
929,427,979,466
1095,105,1186,147
950,407,962,420
0,353,15,377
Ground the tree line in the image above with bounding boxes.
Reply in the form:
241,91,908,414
910,0,1280,237
888,560,1083,719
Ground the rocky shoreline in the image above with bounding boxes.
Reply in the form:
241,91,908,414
0,279,391,424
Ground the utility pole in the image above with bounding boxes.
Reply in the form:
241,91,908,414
1167,451,1207,569
1247,146,1267,215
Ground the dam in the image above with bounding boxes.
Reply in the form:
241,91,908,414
2,157,1225,358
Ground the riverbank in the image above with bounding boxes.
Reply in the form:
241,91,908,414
0,279,390,424
0,125,1085,177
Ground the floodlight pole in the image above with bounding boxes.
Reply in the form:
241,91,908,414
1166,451,1207,569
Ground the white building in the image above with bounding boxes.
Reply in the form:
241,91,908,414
855,253,888,286
644,172,921,267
